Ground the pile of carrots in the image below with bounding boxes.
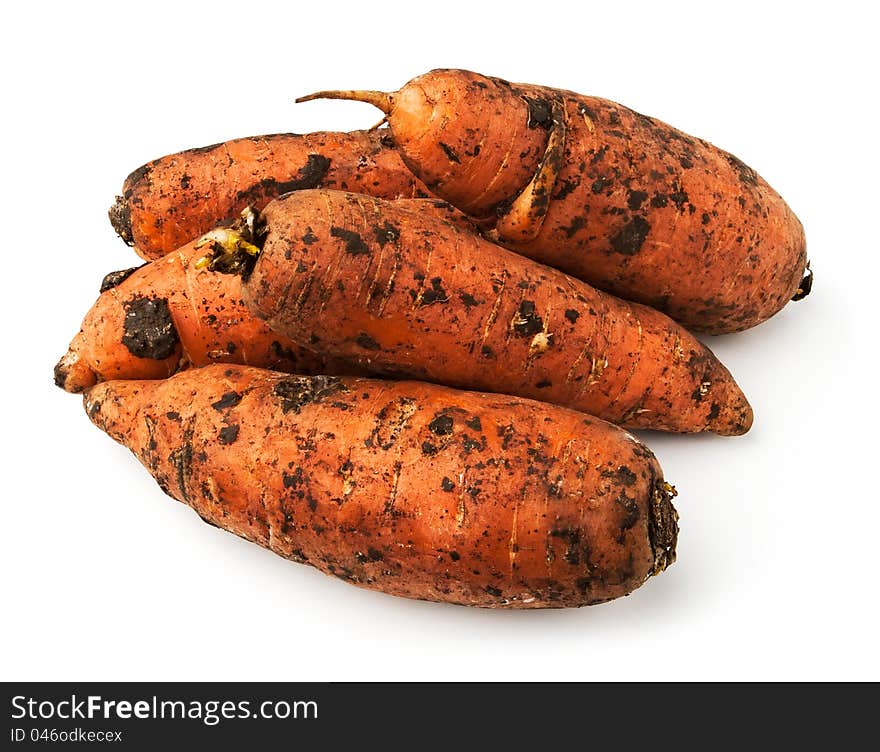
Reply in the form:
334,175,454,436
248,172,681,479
57,69,809,609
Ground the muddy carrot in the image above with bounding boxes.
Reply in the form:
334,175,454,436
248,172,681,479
84,364,678,608
298,70,809,333
200,190,753,435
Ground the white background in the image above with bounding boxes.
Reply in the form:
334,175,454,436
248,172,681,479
2,1,877,681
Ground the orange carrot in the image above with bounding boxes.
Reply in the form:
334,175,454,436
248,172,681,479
200,190,753,435
299,70,809,333
57,199,470,393
85,365,678,608
54,237,358,393
110,130,432,260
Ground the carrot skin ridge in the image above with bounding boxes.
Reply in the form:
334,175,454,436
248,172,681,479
493,95,568,243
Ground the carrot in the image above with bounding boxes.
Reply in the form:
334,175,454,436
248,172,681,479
200,190,753,435
84,364,678,608
110,130,432,261
53,236,358,393
56,200,471,393
298,70,810,334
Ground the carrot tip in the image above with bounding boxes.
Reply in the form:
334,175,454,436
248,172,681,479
649,480,679,574
295,89,393,115
108,195,133,245
54,350,98,394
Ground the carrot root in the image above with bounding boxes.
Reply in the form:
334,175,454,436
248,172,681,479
295,90,394,115
84,365,678,607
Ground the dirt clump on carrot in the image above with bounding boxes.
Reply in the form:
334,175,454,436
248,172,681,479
111,130,433,260
299,70,809,334
84,364,678,608
199,190,753,435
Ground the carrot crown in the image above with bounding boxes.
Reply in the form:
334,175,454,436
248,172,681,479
194,206,264,278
